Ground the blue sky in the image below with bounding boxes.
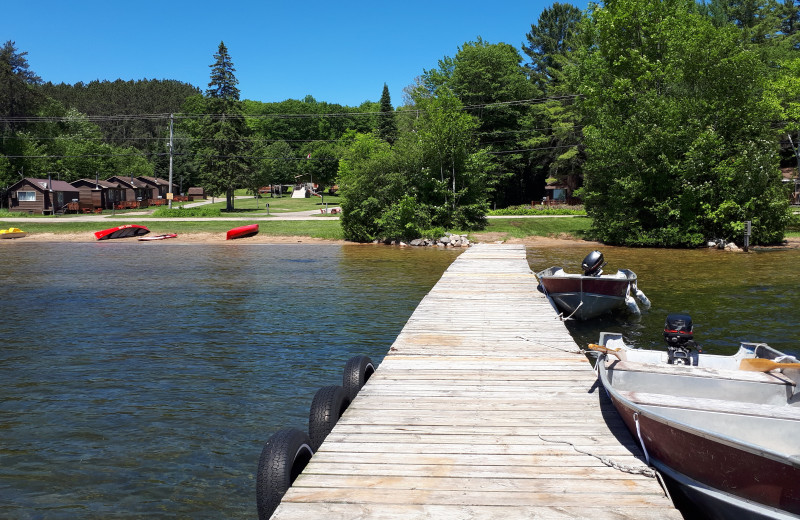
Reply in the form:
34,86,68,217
3,0,588,107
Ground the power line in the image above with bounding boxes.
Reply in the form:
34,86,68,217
0,95,583,124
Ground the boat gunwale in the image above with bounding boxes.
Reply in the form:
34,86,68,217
596,354,800,470
535,266,638,283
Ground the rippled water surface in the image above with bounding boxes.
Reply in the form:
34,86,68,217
526,244,800,358
2,241,799,518
0,243,461,519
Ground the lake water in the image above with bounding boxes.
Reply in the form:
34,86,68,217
1,241,798,518
526,245,800,358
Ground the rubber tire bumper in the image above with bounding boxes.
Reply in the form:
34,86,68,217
256,427,314,520
308,385,349,452
342,354,375,402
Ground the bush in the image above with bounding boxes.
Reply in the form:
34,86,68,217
488,205,585,216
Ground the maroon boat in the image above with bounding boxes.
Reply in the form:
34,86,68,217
536,251,649,319
94,224,150,240
226,224,259,240
592,316,800,519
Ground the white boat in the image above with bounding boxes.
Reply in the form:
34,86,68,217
591,315,800,519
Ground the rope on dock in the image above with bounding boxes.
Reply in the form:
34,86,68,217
515,335,587,355
537,434,657,478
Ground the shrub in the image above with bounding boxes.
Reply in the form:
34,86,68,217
151,206,221,218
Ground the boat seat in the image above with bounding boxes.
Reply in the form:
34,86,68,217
617,390,800,421
610,360,796,386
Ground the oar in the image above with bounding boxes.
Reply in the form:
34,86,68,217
587,343,623,359
739,358,800,372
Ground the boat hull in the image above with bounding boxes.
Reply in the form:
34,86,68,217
138,234,177,241
597,360,800,518
0,232,27,239
226,224,259,240
94,225,150,240
536,268,635,319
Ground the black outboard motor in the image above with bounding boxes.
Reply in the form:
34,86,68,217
581,251,606,276
663,313,700,365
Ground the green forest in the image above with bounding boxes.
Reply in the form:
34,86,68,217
2,0,800,246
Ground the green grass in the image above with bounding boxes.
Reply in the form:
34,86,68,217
204,193,340,213
487,204,586,216
479,216,592,239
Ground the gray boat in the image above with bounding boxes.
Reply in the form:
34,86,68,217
591,314,800,519
536,251,649,320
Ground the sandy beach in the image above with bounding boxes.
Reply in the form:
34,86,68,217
4,227,797,249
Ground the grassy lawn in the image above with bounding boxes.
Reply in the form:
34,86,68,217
481,216,592,239
221,193,340,212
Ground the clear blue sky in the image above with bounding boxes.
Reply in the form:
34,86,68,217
3,0,588,108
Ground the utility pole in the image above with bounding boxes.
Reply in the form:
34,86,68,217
788,134,800,204
168,113,174,209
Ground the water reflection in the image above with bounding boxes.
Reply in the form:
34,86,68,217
0,243,460,519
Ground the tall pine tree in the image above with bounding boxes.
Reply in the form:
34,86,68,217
522,3,583,92
378,83,397,144
198,41,250,210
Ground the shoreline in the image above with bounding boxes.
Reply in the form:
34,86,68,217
4,230,799,249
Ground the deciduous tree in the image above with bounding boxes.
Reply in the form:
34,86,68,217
578,0,788,246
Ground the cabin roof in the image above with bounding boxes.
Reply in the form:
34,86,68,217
71,178,122,189
106,175,148,188
11,178,79,192
137,176,169,186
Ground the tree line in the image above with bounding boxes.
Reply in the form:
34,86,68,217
2,0,799,245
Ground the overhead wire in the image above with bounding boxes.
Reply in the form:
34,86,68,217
0,94,583,124
1,94,584,160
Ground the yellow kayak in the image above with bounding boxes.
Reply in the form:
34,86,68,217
0,227,28,239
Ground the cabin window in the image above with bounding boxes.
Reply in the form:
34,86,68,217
17,191,36,201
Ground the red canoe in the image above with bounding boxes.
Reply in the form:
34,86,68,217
226,224,259,240
94,225,150,240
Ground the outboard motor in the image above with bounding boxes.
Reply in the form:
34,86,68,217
581,251,606,276
663,314,700,365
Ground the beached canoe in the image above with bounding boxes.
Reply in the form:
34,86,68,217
226,224,259,240
0,227,28,239
138,233,177,241
94,225,150,240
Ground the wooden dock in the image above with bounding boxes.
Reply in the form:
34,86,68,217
271,243,681,519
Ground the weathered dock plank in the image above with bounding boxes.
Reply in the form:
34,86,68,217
270,244,680,519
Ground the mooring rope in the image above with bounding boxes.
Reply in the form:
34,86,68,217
537,434,657,478
515,335,588,355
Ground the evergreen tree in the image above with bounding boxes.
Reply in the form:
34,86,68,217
207,41,240,101
522,3,583,92
523,4,586,202
0,41,42,135
378,84,397,144
0,41,43,187
197,42,250,210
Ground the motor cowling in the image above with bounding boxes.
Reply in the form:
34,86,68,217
581,251,606,276
664,313,699,365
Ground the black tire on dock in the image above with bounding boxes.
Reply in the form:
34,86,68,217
308,385,349,451
256,427,314,520
343,354,375,402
